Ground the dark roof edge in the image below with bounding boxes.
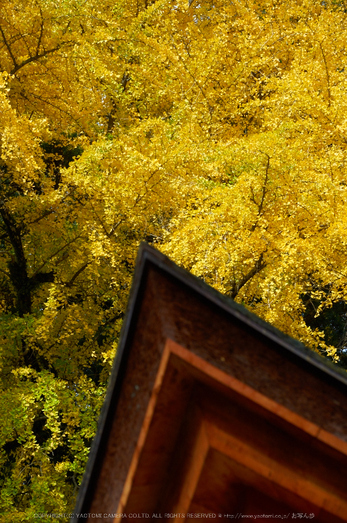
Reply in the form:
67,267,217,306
138,242,347,387
72,241,151,520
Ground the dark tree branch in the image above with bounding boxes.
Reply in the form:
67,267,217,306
250,153,270,232
36,10,44,57
0,25,18,69
10,45,62,75
231,252,266,299
0,204,27,274
31,271,54,286
66,262,89,287
28,209,56,225
32,233,83,277
0,204,55,316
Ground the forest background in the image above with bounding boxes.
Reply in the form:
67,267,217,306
1,0,347,519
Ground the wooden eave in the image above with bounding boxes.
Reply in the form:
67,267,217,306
72,243,347,522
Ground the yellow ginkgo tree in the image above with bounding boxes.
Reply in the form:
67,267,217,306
2,0,347,519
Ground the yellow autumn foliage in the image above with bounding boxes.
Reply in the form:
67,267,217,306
1,0,347,518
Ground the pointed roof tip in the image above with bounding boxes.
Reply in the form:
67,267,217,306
131,242,347,386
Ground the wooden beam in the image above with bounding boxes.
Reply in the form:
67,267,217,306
166,339,347,457
116,343,172,513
